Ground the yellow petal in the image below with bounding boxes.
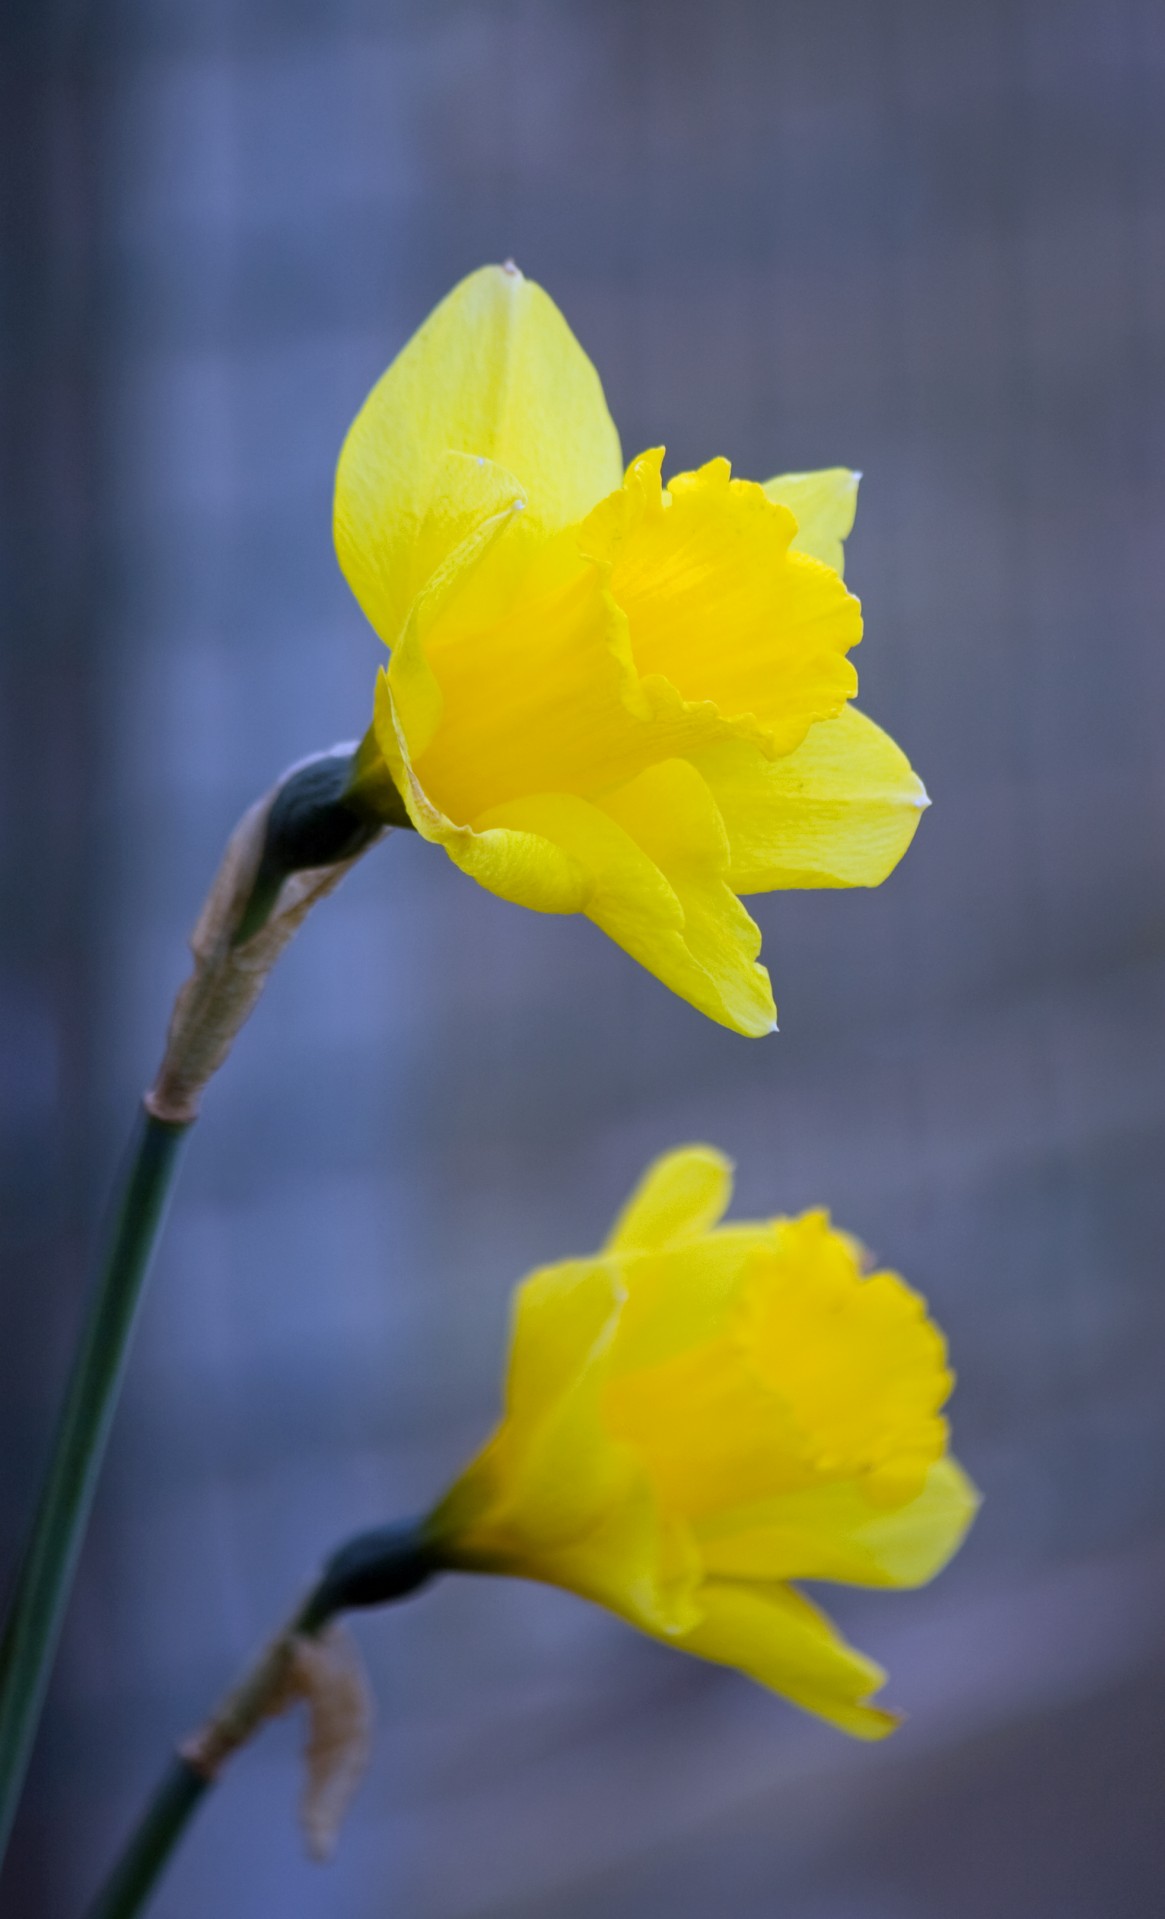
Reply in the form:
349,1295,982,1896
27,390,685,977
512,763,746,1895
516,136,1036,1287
855,1456,980,1583
605,1145,734,1253
504,1257,625,1440
424,767,775,1036
763,468,860,577
525,1480,704,1638
583,450,861,757
488,1381,639,1554
432,1434,694,1635
335,263,622,646
676,1579,898,1739
382,455,529,762
596,759,776,1034
373,667,590,911
692,705,929,894
698,1456,980,1588
429,1256,626,1557
432,1254,702,1637
607,1228,780,1380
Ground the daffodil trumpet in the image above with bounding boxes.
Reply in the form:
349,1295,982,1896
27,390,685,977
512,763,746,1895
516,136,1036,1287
339,263,929,1035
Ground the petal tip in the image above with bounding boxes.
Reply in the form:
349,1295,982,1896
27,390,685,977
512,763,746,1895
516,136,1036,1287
860,1705,904,1741
733,1006,779,1039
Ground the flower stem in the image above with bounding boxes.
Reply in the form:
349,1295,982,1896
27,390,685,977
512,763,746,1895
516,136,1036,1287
85,1522,436,1919
0,1108,191,1864
0,751,398,1874
85,1763,208,1919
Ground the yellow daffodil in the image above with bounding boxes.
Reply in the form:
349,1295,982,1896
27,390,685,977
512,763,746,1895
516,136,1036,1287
425,1146,977,1738
337,265,928,1035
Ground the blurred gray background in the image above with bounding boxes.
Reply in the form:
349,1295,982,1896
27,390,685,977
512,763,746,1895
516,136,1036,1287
3,0,1165,1913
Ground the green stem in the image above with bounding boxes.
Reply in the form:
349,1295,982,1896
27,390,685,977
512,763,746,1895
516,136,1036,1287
85,1522,435,1919
86,1763,209,1919
0,1108,191,1864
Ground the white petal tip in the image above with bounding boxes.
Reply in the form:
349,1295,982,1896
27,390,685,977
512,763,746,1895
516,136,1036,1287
501,258,523,278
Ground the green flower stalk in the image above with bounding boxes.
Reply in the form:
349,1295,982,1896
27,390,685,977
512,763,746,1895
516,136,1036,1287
0,1113,190,1864
0,746,401,1865
87,1523,436,1919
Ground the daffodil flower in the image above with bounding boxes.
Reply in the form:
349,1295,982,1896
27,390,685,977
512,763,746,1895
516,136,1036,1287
426,1146,977,1737
337,265,928,1035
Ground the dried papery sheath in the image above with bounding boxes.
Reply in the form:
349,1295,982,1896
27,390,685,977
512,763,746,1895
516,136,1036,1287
146,744,395,1124
178,1622,373,1860
290,1628,375,1861
86,1522,436,1915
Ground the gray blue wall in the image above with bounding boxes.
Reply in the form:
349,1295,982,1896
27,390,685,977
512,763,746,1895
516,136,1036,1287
2,2,1164,1913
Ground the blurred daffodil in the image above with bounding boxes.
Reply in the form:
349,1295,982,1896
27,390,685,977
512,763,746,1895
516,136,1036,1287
426,1146,977,1738
337,265,927,1035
